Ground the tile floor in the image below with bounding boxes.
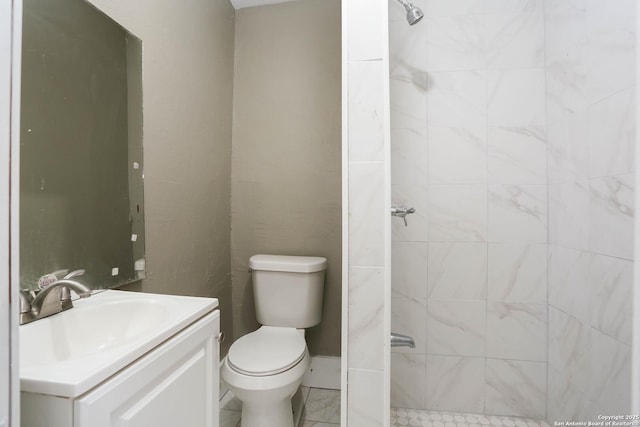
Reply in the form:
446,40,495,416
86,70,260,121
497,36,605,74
220,390,550,427
220,387,341,427
391,408,550,427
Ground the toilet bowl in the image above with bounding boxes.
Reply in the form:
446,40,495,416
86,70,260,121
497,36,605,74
221,327,309,427
222,255,327,427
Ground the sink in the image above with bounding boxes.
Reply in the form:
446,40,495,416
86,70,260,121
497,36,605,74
21,299,168,366
20,290,218,397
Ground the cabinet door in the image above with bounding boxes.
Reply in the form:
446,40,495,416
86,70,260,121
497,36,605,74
75,311,219,427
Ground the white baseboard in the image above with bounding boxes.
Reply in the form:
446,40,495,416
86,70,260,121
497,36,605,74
301,356,341,390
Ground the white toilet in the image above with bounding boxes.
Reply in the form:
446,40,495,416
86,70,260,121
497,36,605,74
221,254,327,427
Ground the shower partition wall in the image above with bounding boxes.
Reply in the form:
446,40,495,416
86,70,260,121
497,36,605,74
389,0,635,422
342,0,392,425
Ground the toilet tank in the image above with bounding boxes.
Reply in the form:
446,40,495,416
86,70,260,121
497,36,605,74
250,254,327,328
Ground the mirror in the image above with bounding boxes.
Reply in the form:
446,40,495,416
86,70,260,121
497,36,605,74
20,0,144,291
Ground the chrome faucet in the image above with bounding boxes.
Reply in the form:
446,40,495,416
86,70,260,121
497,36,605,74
20,279,92,325
390,332,415,348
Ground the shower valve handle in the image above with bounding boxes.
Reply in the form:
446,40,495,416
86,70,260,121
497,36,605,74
391,205,416,226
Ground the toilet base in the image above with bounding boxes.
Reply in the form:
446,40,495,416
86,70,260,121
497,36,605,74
221,350,310,427
241,399,294,427
291,386,305,427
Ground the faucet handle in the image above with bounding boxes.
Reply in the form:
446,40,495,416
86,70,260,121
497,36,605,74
19,290,37,325
61,270,87,303
19,290,33,314
391,205,416,227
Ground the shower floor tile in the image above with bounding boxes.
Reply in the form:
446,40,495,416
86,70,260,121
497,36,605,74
391,408,550,427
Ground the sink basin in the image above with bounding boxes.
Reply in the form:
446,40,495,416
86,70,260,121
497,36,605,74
21,299,169,366
20,290,218,397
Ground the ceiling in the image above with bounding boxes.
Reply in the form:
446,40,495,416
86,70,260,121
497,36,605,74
229,0,302,9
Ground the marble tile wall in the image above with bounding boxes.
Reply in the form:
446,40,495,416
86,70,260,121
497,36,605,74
545,0,635,421
390,0,636,421
344,0,391,425
390,1,549,419
387,0,634,423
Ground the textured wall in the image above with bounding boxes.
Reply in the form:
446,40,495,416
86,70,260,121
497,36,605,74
545,0,635,420
86,0,236,354
231,0,341,356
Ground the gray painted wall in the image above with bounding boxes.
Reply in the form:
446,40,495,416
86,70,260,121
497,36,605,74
231,0,341,356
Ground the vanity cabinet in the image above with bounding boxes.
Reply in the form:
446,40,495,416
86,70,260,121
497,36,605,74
21,311,219,427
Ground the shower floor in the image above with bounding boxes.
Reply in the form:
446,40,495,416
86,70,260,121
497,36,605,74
391,408,550,427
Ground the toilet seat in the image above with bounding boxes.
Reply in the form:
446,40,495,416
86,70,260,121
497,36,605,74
227,326,306,377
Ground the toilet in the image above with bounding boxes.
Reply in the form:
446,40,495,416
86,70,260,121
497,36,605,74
221,254,327,427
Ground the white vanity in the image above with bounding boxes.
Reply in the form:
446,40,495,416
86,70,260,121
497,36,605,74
20,290,220,427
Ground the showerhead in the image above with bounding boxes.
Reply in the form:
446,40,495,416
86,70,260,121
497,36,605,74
405,5,424,25
395,0,424,25
407,5,424,25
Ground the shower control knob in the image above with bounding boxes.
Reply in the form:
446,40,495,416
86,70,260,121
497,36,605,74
391,205,416,227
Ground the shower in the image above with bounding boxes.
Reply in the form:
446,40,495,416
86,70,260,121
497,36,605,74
393,0,423,25
388,0,636,423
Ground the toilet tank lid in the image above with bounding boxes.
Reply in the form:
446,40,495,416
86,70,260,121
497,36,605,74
249,254,327,273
